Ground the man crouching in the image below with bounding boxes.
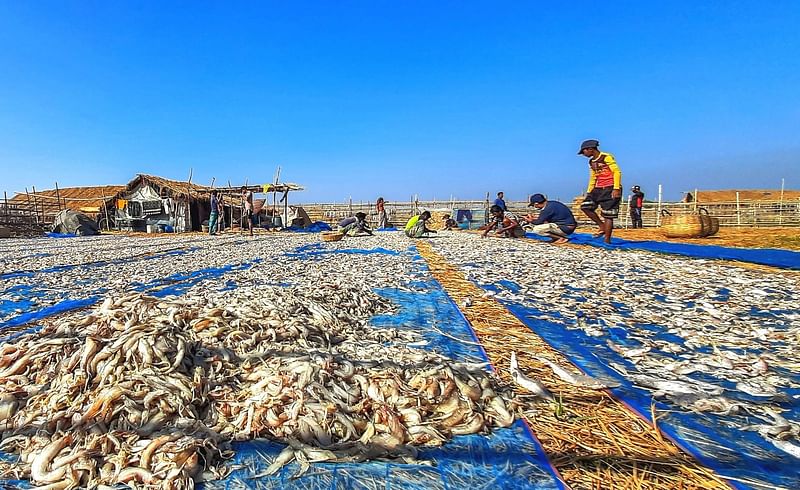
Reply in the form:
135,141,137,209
482,205,525,238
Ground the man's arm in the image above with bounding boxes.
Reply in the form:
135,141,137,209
586,167,596,194
530,207,554,226
606,154,622,197
496,217,521,234
482,220,498,237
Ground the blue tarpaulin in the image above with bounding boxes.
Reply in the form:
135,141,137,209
0,241,564,490
285,221,333,233
477,278,799,490
526,232,800,270
206,247,565,490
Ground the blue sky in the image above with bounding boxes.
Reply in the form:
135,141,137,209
0,1,798,203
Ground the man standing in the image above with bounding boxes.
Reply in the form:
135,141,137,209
241,186,254,237
376,197,388,229
482,205,525,238
208,190,223,235
494,192,507,211
629,185,644,228
525,193,577,244
578,139,622,243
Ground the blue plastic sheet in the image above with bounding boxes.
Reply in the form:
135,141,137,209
477,279,799,490
207,247,564,490
285,221,333,232
0,242,564,489
287,243,401,259
207,247,564,489
0,297,100,331
44,232,76,238
526,232,800,270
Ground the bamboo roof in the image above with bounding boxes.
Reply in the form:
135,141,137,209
10,185,126,213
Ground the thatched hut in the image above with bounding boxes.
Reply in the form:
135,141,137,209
104,174,224,232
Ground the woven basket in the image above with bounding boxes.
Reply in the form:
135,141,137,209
697,208,720,237
660,209,707,238
321,231,344,242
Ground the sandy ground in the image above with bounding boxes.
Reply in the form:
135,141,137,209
614,226,800,251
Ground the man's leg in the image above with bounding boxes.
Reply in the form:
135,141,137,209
209,213,217,235
602,218,613,243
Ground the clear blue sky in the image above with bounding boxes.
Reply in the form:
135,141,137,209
1,1,798,203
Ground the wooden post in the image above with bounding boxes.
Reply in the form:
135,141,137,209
32,186,41,224
656,184,663,226
24,187,33,221
3,191,7,218
693,188,698,211
623,193,630,229
779,178,785,226
101,190,111,231
736,192,741,226
55,182,62,212
187,169,193,232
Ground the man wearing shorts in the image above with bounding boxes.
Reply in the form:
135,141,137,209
525,193,576,244
578,139,621,244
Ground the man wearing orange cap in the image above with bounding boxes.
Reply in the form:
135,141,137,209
578,139,621,244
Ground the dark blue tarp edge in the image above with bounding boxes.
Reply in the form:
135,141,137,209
526,232,800,270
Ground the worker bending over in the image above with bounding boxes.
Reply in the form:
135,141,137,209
525,193,576,244
483,205,525,238
338,212,373,236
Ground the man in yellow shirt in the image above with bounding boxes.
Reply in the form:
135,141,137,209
578,139,621,244
405,211,436,238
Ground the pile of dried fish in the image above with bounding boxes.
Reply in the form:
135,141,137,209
429,233,800,462
0,275,515,488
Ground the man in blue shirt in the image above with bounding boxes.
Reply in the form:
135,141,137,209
525,193,577,244
493,191,507,211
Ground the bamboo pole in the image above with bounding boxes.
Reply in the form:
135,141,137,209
24,187,33,222
101,190,111,231
736,192,741,226
656,184,663,226
54,182,62,212
779,178,785,226
31,186,41,224
185,169,194,233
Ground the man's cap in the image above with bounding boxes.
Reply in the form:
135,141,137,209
631,185,640,191
578,139,599,154
528,193,546,205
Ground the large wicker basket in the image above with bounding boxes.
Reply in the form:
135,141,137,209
700,208,720,237
660,208,720,238
660,209,707,238
321,231,344,242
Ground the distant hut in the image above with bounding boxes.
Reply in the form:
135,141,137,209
10,185,126,227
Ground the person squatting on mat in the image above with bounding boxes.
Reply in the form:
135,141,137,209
524,193,577,244
442,214,459,230
338,212,374,236
578,139,622,244
483,205,525,238
404,211,436,238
